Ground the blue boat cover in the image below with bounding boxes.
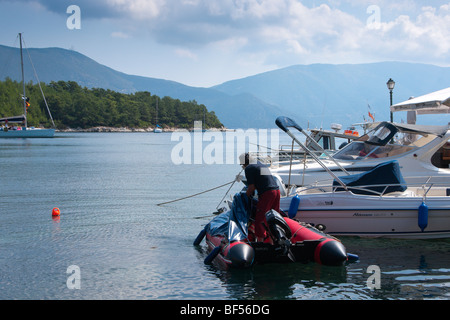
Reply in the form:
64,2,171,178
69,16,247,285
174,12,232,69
205,192,251,242
333,160,407,195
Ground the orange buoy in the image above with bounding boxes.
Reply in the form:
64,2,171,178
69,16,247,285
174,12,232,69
52,207,60,217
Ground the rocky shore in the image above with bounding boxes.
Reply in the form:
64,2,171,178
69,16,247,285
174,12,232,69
56,126,230,133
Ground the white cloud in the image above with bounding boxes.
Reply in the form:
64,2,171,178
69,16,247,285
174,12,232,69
357,3,450,63
106,0,164,19
174,48,197,60
25,0,450,66
230,0,288,19
8,0,450,84
110,31,130,39
92,0,450,84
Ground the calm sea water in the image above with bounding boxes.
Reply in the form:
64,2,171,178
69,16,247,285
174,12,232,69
0,132,449,300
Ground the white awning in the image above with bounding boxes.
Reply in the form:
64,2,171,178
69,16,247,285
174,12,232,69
391,87,450,114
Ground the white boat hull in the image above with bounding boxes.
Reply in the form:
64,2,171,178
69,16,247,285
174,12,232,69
280,192,450,239
0,128,55,138
273,160,450,186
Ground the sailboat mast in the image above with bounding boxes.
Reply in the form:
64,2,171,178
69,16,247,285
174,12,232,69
19,33,27,127
155,97,158,125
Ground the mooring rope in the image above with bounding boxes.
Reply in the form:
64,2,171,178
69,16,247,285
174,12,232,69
157,181,235,206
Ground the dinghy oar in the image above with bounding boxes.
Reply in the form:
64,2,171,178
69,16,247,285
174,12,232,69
157,181,234,206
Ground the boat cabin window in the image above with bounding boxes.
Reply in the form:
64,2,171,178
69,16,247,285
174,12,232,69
335,137,353,149
309,135,330,150
308,130,356,151
431,140,450,169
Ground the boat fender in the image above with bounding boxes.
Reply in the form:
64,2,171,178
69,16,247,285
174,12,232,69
193,227,207,246
288,195,300,218
204,246,221,265
418,202,428,232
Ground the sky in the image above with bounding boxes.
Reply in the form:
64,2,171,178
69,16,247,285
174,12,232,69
0,0,449,87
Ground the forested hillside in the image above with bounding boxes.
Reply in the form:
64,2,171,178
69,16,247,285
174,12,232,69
0,79,223,129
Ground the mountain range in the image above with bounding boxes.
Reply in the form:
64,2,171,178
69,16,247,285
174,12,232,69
1,44,449,129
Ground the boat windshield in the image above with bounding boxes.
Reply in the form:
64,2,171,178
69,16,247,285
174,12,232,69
332,141,416,161
332,122,428,161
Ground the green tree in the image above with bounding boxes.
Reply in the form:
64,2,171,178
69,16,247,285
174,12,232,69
0,80,224,129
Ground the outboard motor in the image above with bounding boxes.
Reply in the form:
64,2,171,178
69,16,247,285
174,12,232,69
265,210,295,261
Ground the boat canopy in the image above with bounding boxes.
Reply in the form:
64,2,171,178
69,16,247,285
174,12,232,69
360,121,448,147
206,193,251,242
391,87,450,114
333,160,407,195
392,122,449,137
0,115,26,124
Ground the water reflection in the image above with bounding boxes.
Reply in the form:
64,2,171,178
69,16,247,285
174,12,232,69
196,237,450,300
2,132,449,300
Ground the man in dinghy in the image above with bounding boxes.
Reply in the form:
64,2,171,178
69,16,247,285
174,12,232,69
239,153,281,242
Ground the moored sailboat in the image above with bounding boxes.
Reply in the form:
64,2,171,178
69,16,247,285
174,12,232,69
0,33,55,138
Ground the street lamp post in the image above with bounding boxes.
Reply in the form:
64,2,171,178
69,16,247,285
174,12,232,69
386,78,395,122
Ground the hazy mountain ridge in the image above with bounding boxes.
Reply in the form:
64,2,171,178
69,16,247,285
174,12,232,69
213,62,450,128
0,44,281,128
1,44,449,128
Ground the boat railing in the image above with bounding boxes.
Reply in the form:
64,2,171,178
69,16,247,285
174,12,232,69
296,180,450,199
250,148,329,166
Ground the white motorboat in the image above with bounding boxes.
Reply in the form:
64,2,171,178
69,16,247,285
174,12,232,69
275,116,450,239
272,91,450,187
0,33,55,138
253,123,359,166
272,88,450,187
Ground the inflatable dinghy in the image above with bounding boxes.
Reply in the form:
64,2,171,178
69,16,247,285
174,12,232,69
194,193,356,268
